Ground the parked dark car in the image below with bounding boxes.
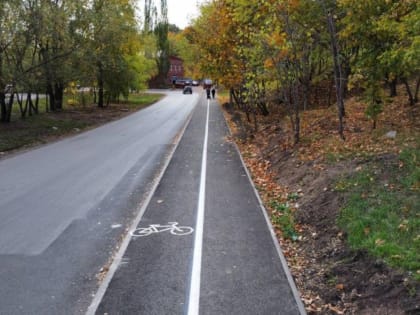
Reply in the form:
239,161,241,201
174,78,193,88
175,79,186,88
183,86,193,94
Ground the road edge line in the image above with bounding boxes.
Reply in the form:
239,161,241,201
221,105,307,315
85,105,196,315
186,99,210,315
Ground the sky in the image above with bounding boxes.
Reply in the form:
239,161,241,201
167,0,204,29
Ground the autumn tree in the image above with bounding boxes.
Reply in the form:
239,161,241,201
192,0,249,109
149,0,169,87
228,0,331,142
318,0,346,138
0,0,20,122
144,0,157,32
339,0,419,128
190,0,418,143
35,0,84,111
1,0,157,121
82,0,142,107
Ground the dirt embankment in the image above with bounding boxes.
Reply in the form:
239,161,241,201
271,153,419,315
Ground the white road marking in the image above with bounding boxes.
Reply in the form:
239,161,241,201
130,222,194,237
187,99,210,315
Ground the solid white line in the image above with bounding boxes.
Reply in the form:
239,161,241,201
187,99,210,315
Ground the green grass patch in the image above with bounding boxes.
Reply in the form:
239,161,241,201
270,199,299,241
0,113,90,152
119,93,164,109
338,148,420,280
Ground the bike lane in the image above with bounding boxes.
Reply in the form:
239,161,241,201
92,94,305,314
200,100,305,314
93,95,206,314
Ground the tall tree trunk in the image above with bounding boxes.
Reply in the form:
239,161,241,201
54,82,64,110
34,93,39,114
231,89,242,111
302,79,310,111
29,93,33,116
283,87,298,144
5,92,14,122
22,97,29,118
257,101,269,116
301,51,312,111
401,78,415,106
253,110,258,132
327,78,334,107
97,62,104,108
328,13,345,139
0,90,5,122
28,93,39,116
47,83,56,111
93,88,97,105
256,80,269,116
45,91,50,112
0,54,6,122
324,3,345,140
47,84,65,111
17,92,29,118
292,84,300,145
388,77,398,97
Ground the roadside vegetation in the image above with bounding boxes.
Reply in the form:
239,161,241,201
0,93,163,154
337,147,419,280
0,0,172,123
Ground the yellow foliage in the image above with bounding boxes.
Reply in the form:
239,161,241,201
268,32,287,47
264,58,275,69
67,99,78,107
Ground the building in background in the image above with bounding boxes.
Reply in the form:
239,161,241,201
167,56,184,85
149,56,185,88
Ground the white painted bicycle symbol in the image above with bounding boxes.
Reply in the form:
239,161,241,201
130,222,194,237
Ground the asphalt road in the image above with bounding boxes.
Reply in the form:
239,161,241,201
94,95,305,314
0,90,199,314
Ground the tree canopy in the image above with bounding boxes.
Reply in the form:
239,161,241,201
0,0,160,121
185,0,419,143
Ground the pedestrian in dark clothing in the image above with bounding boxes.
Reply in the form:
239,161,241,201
206,87,211,99
211,86,216,99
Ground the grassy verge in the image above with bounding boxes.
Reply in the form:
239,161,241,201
0,93,163,153
336,147,420,280
270,193,300,241
119,93,163,108
0,115,90,152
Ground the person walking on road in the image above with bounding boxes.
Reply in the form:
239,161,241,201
206,87,211,99
211,86,216,99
